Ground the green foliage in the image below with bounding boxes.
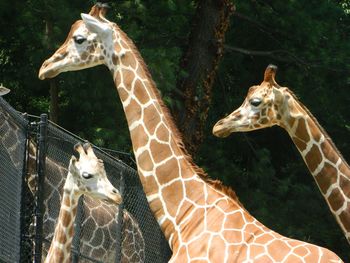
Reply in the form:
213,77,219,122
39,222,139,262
0,0,349,260
202,0,349,259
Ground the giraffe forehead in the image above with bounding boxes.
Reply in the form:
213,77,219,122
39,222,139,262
73,25,92,37
250,87,269,98
77,157,101,171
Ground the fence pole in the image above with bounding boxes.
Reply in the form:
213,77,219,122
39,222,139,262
34,114,48,263
71,197,84,263
19,120,35,262
115,173,125,263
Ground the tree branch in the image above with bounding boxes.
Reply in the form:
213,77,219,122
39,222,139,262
225,45,350,72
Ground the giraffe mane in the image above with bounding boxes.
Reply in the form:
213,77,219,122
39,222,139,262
112,24,242,205
285,87,350,169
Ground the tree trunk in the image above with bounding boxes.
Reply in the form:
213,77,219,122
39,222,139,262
174,0,235,155
45,19,59,124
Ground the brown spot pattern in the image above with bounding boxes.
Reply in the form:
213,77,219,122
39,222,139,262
339,204,350,231
156,158,179,185
133,79,149,104
61,210,72,228
137,150,153,172
304,144,322,172
122,52,137,68
144,104,161,135
339,174,350,197
149,139,173,164
292,137,307,152
156,123,170,143
124,99,142,124
315,162,338,194
320,141,339,164
267,240,290,262
162,180,184,218
130,125,148,150
185,180,205,205
294,118,310,142
118,87,129,102
327,188,345,211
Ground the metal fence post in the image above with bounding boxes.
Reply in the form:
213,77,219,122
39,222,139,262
19,119,35,262
34,114,48,263
115,173,125,263
71,197,84,263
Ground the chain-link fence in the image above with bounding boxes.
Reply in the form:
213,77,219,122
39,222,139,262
0,97,28,262
0,97,171,262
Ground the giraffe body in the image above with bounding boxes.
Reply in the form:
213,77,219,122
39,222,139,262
45,143,122,262
38,5,343,262
213,65,350,244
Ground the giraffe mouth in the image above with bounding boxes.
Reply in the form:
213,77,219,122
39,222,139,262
212,125,231,138
38,60,61,80
38,68,60,80
105,193,122,205
213,119,233,138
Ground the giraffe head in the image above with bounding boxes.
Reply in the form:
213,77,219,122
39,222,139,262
213,64,292,137
39,3,120,80
0,84,10,96
67,142,122,204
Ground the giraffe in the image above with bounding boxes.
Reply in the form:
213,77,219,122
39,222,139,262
44,142,122,262
42,151,145,262
38,4,344,262
0,84,10,96
0,96,145,262
212,64,350,244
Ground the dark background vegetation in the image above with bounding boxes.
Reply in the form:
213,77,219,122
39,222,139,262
0,0,349,260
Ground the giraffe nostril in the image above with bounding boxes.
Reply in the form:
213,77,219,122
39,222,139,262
232,114,242,121
112,189,118,194
217,120,224,126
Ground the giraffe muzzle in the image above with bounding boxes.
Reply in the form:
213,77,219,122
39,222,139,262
38,59,56,80
212,121,231,138
106,190,122,205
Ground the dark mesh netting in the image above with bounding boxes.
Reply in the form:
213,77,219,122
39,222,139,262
39,121,171,262
0,98,28,262
0,96,171,262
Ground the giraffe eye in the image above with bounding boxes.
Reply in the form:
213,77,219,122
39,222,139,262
82,172,93,179
249,98,262,107
73,35,87,45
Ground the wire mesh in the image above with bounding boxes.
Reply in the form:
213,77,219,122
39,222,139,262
0,96,171,262
39,121,171,262
0,98,28,262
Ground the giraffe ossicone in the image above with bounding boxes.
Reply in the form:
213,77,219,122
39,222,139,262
39,5,343,262
213,64,350,244
45,143,122,263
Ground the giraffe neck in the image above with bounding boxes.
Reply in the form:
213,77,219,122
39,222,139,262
284,99,350,241
0,107,25,170
45,179,79,263
107,25,231,247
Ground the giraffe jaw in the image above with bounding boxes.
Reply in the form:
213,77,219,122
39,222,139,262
105,193,122,205
38,58,65,80
38,68,59,80
213,117,248,137
212,125,232,138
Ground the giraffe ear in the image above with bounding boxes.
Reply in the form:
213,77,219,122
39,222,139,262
69,155,78,174
0,85,10,96
81,13,111,38
273,87,285,105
